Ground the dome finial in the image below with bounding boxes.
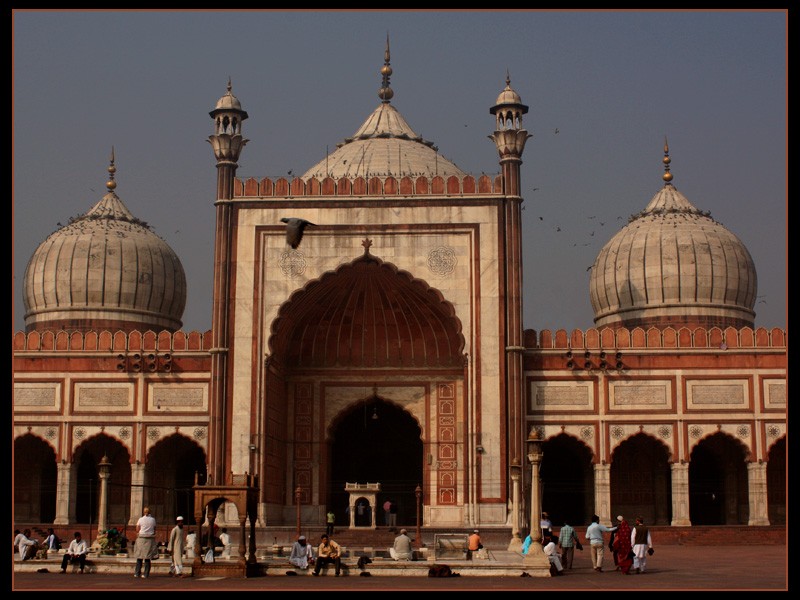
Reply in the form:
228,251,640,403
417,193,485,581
227,77,232,93
506,69,511,88
378,33,394,103
106,146,117,191
662,136,673,185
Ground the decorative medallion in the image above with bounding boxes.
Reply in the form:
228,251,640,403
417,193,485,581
193,427,207,440
147,428,160,440
280,250,307,277
580,426,593,440
74,427,86,440
737,424,750,438
767,425,780,438
45,427,57,440
427,246,457,276
658,426,671,439
119,427,130,440
689,425,703,439
611,426,624,439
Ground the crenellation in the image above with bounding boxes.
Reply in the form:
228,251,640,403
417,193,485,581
232,173,502,197
522,326,786,350
13,328,212,352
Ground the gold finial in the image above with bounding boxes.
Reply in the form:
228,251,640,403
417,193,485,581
106,146,117,191
662,136,673,184
378,34,394,103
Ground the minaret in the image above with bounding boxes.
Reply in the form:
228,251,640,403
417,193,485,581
489,72,531,196
207,79,248,484
490,74,530,551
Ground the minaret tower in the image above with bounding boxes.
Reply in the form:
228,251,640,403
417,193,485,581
490,74,530,551
207,79,248,484
489,72,530,196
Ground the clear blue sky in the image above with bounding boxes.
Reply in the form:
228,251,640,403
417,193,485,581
12,9,787,333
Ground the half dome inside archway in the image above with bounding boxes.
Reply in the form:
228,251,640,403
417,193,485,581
269,250,466,369
328,398,423,528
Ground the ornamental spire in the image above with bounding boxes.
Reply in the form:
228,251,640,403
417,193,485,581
662,136,674,185
378,34,394,103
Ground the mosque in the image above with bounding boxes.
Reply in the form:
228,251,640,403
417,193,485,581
13,43,786,545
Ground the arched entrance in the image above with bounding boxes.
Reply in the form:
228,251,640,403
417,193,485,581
146,434,207,525
766,436,786,525
689,432,749,525
14,433,57,523
540,434,593,528
328,398,422,528
73,435,131,527
610,433,672,525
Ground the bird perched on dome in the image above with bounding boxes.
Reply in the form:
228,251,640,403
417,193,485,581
281,217,315,249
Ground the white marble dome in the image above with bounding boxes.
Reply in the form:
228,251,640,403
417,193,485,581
23,184,186,333
589,181,757,329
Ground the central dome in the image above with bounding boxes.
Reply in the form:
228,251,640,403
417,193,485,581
302,39,465,181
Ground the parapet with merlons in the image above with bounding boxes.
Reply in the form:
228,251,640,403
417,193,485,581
233,174,504,197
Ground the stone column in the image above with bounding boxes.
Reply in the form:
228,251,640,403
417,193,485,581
55,461,72,525
129,462,146,527
747,461,770,526
670,462,691,526
507,464,522,552
96,454,112,535
523,430,551,576
593,462,612,525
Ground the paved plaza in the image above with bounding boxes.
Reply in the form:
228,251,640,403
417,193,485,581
12,544,788,592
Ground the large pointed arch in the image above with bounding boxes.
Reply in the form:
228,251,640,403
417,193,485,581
269,250,466,369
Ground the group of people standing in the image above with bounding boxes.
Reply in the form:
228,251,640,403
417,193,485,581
524,512,654,576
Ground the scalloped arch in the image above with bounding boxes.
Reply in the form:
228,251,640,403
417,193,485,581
269,253,466,368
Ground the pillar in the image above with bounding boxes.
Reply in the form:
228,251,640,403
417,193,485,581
670,462,691,526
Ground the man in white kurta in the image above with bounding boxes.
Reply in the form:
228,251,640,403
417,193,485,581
630,516,654,573
167,516,186,577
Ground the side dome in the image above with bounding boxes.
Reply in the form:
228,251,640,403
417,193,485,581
589,147,757,330
22,157,187,333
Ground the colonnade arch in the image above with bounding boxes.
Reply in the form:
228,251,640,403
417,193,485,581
688,432,749,525
13,433,57,523
610,432,672,525
540,433,594,527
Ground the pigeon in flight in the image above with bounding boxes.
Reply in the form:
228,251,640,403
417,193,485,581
281,217,315,249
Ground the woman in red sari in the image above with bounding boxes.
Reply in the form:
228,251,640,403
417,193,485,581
612,516,634,574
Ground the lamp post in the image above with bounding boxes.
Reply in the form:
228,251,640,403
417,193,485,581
507,460,522,552
415,484,422,549
295,487,302,537
523,428,551,575
97,454,112,537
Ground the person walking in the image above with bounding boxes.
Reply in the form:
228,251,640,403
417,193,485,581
312,533,342,577
133,506,158,578
630,516,654,574
59,531,88,573
612,515,634,574
557,520,581,570
167,516,187,578
585,514,617,572
383,498,392,528
326,509,336,536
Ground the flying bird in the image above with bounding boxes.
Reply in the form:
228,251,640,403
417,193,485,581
554,128,559,134
281,217,315,249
